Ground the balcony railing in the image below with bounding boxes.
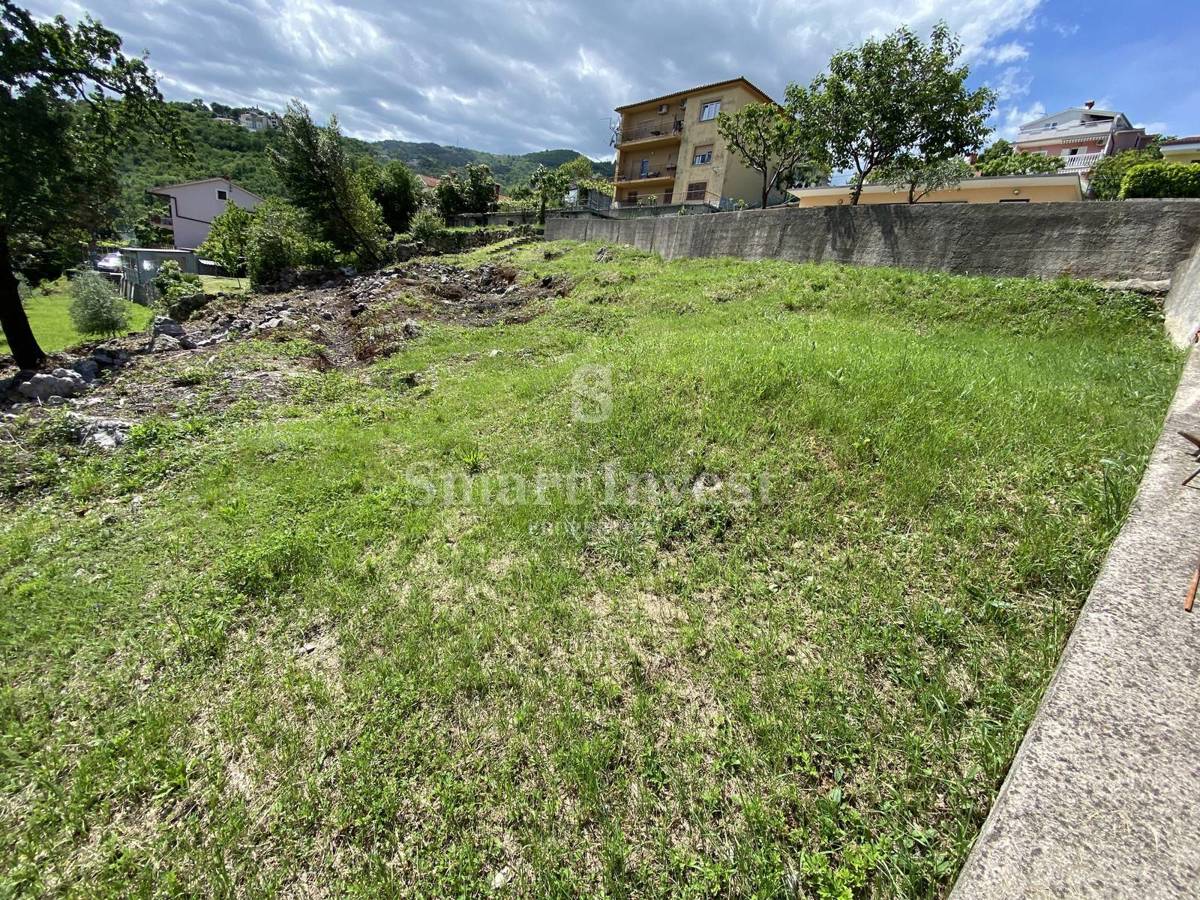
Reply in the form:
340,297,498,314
612,189,731,211
615,120,683,144
616,165,677,183
1060,151,1104,172
149,214,174,228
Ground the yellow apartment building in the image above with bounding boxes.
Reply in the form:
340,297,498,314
612,77,780,209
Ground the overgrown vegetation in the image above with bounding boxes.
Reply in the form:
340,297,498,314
1089,147,1163,200
67,270,129,337
1119,160,1200,199
0,241,1180,896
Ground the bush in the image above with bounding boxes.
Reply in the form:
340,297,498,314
245,199,316,287
69,270,129,337
16,273,31,304
151,260,207,319
1089,148,1162,200
409,209,444,243
1119,161,1200,199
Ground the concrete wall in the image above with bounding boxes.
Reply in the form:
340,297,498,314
793,176,1082,207
545,199,1200,284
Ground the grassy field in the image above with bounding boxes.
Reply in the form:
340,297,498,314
0,242,1182,896
1,279,154,357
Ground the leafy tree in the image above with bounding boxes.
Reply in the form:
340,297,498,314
869,154,974,203
718,100,826,208
977,152,1065,176
197,201,253,283
1090,147,1163,200
436,163,500,220
557,155,595,184
0,2,186,368
370,160,421,235
69,270,128,337
270,100,385,264
245,198,327,287
528,165,569,224
791,23,995,205
977,139,1013,167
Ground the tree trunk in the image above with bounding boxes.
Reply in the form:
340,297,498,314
0,224,45,370
761,170,770,210
849,176,865,206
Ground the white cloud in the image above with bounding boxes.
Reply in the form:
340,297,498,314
27,0,1048,156
995,101,1046,140
980,41,1029,64
994,66,1032,100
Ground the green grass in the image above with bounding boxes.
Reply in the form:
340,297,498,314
1,279,154,356
0,242,1182,896
198,274,249,295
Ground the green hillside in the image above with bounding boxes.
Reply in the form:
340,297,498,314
118,101,612,229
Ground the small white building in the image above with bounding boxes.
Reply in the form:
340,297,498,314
147,177,264,250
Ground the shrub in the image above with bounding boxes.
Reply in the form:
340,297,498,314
69,270,129,337
151,260,207,318
410,208,444,243
1089,148,1162,200
245,199,315,287
16,273,32,304
1119,161,1200,199
197,202,253,278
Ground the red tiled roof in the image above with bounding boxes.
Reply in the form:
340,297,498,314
1162,136,1200,146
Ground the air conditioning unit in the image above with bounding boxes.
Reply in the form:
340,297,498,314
658,104,670,115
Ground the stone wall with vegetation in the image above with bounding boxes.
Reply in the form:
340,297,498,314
546,200,1200,285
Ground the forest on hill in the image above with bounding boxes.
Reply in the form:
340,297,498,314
118,101,613,234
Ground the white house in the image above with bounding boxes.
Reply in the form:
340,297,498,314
147,177,264,250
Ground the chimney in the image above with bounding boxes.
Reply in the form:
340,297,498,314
1084,100,1095,109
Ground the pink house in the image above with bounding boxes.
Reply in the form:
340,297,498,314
1012,102,1152,179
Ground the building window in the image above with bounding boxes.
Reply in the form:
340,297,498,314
686,182,707,201
692,145,713,165
639,159,649,178
216,188,229,201
626,191,638,204
699,100,721,122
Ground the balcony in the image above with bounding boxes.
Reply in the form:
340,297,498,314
615,165,677,188
615,120,683,147
149,214,174,228
1060,151,1104,172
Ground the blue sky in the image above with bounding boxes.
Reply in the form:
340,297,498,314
30,0,1200,157
979,1,1200,141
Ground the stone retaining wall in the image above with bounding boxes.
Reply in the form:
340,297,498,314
546,200,1200,285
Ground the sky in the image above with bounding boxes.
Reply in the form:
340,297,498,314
28,0,1200,159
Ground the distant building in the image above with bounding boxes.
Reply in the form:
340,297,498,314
1012,102,1153,180
788,173,1083,207
611,77,782,209
147,177,264,250
238,110,279,132
213,116,236,126
417,174,442,191
1160,136,1200,165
